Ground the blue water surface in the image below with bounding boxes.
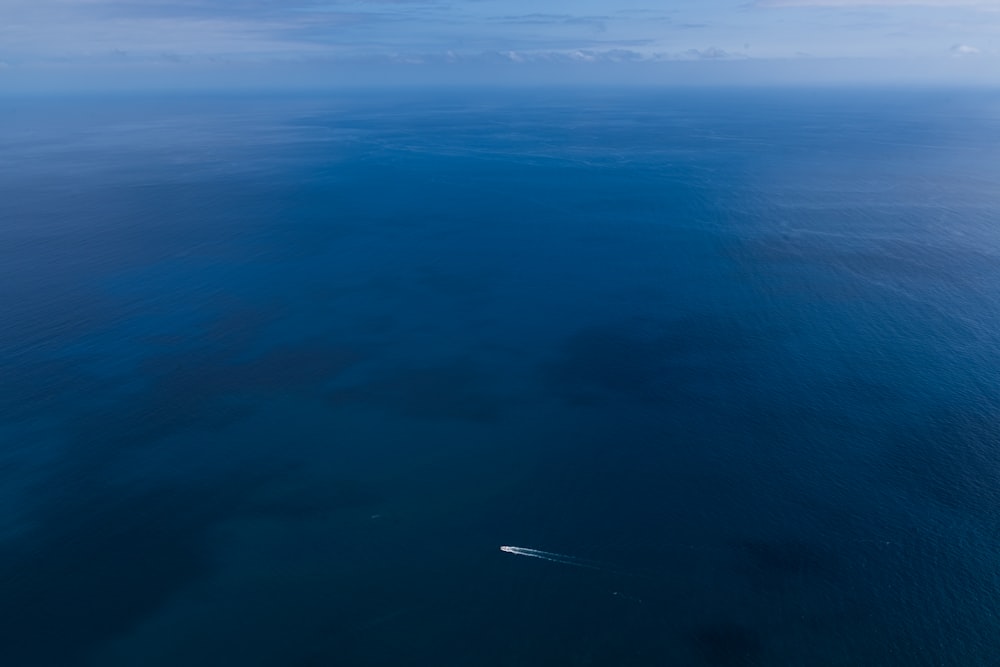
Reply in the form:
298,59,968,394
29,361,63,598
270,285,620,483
2,88,1000,666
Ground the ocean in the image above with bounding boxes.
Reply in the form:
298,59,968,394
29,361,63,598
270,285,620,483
2,88,1000,666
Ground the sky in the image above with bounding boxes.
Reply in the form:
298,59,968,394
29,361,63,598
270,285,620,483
2,0,999,89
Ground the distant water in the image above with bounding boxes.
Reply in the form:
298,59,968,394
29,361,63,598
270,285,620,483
2,88,1000,666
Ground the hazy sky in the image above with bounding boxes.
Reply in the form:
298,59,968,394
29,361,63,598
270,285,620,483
2,0,999,89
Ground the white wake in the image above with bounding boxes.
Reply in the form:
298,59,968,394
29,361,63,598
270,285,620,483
499,545,602,570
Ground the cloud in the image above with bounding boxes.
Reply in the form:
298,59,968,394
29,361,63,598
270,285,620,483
3,0,1000,86
492,14,610,29
1,1,673,64
680,47,736,60
357,47,742,67
442,49,649,65
950,43,981,56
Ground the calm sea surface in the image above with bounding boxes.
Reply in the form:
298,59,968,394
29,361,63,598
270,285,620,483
2,89,1000,666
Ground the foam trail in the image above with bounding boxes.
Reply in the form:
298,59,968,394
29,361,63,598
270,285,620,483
500,545,602,570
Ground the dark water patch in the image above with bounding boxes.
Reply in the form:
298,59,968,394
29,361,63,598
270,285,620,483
329,360,508,423
545,327,668,404
221,340,367,393
687,622,763,666
543,315,763,406
199,300,290,349
303,267,423,311
55,337,366,498
0,356,108,423
245,475,383,519
731,539,836,592
357,314,397,336
68,382,252,470
139,337,367,397
0,456,384,666
138,299,290,357
0,480,254,667
415,266,496,304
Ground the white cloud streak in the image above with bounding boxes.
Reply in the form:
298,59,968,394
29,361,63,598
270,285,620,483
1,0,998,86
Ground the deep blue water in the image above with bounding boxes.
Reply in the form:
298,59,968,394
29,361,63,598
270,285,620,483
2,88,1000,666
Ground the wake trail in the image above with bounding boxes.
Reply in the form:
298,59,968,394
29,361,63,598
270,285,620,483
500,545,604,570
